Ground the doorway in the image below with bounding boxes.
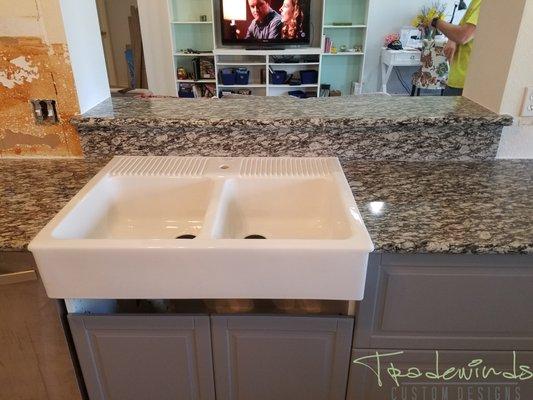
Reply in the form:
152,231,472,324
95,0,148,93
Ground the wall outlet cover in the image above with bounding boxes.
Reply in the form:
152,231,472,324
521,87,533,117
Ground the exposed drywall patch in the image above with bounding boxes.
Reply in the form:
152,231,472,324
0,55,40,89
0,129,62,149
0,36,82,157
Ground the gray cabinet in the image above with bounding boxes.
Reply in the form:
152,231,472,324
348,253,533,400
68,315,215,400
355,253,533,350
211,315,354,400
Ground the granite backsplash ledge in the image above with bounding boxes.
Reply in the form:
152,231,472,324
74,96,512,161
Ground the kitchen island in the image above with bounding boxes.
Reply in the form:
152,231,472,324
1,157,532,400
1,158,530,254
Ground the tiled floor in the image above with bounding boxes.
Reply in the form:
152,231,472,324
0,276,81,400
497,124,533,159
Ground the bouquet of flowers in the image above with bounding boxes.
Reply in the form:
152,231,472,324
384,33,402,50
412,2,446,40
384,33,400,47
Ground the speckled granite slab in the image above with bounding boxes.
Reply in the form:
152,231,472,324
74,96,513,161
2,158,531,254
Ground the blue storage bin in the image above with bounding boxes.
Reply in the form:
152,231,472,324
300,70,318,84
270,70,288,84
178,91,195,98
220,68,236,85
234,68,250,85
288,90,307,99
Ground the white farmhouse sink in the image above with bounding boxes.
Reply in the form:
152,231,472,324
29,157,374,300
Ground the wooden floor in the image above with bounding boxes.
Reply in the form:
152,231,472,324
0,278,81,400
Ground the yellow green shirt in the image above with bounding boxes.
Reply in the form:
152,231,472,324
447,0,482,88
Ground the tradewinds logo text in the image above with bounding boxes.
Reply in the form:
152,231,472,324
352,351,532,400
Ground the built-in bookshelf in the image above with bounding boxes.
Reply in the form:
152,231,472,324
321,0,369,95
168,0,216,97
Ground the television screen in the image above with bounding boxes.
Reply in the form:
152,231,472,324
220,0,311,46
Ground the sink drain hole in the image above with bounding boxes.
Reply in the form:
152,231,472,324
176,234,196,239
244,234,267,239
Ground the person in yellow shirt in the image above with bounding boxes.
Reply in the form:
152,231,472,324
431,0,483,96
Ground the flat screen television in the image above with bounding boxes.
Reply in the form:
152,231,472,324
220,0,311,47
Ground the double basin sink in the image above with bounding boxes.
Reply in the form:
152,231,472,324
29,157,373,300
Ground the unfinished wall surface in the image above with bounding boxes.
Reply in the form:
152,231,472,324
0,0,82,157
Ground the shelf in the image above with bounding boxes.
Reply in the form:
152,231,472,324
171,21,213,24
177,79,216,83
268,84,319,88
217,62,266,66
322,52,364,56
219,84,266,88
323,25,366,28
269,62,320,66
174,52,214,57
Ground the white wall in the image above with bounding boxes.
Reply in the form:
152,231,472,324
464,0,532,123
60,0,110,113
463,0,526,113
363,0,465,93
499,0,533,117
137,0,177,96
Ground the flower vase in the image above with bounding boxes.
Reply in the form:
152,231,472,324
412,39,449,90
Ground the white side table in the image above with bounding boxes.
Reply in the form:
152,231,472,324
380,48,421,93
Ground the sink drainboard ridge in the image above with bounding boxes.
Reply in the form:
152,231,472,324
239,157,331,177
108,156,336,178
109,156,208,177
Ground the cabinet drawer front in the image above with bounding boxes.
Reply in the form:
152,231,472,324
355,254,533,350
211,315,354,400
394,52,420,64
68,315,215,400
347,349,533,400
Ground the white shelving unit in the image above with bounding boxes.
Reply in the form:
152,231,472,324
168,0,216,97
214,49,321,97
323,25,367,28
321,0,370,94
166,0,369,97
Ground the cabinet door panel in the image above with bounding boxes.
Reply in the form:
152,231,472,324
211,315,354,400
355,254,533,350
68,315,215,400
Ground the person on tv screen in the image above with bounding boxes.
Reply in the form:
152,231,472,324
280,0,306,39
245,0,282,40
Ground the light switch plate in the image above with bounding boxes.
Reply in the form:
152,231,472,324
521,87,533,117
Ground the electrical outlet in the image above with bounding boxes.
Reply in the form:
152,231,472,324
521,87,533,117
30,99,59,124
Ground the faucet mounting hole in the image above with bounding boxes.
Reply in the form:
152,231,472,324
244,234,266,239
176,234,196,239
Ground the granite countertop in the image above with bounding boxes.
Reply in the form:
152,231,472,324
1,158,531,254
75,96,512,127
